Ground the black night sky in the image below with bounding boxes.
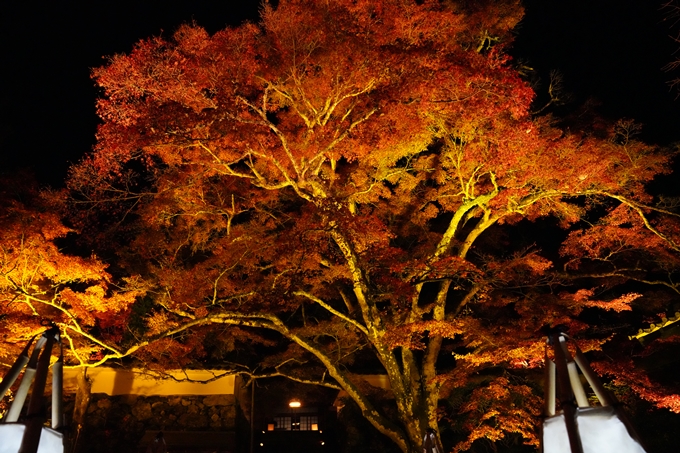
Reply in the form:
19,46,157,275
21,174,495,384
1,0,679,186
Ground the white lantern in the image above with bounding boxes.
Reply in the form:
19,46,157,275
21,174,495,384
0,328,64,453
0,425,64,453
542,333,646,453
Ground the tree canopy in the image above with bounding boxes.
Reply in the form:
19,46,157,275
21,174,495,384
2,1,679,452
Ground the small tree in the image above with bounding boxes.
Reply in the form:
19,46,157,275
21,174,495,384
0,173,146,425
67,1,679,451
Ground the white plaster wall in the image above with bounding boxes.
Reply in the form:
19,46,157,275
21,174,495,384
61,368,236,396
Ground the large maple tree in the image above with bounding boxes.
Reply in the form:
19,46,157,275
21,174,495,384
65,0,680,451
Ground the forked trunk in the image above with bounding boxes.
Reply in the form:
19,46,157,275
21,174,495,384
379,343,443,453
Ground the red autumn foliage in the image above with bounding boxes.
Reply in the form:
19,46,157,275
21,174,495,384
0,174,146,372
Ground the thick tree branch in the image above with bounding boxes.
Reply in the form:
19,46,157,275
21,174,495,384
601,192,680,253
433,173,499,261
327,223,381,336
293,291,370,336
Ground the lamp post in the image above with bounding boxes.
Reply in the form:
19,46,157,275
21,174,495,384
249,381,255,453
289,399,301,431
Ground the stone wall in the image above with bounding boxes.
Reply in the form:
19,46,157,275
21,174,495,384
75,393,241,453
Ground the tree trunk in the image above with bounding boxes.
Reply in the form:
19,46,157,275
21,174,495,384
70,368,91,453
380,344,444,453
394,387,443,453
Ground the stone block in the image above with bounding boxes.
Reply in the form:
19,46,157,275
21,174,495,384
178,413,209,429
132,402,153,420
202,394,234,407
210,413,222,428
220,406,236,429
121,394,138,406
187,403,200,415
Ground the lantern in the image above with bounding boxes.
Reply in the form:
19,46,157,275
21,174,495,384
542,333,646,453
0,327,64,453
